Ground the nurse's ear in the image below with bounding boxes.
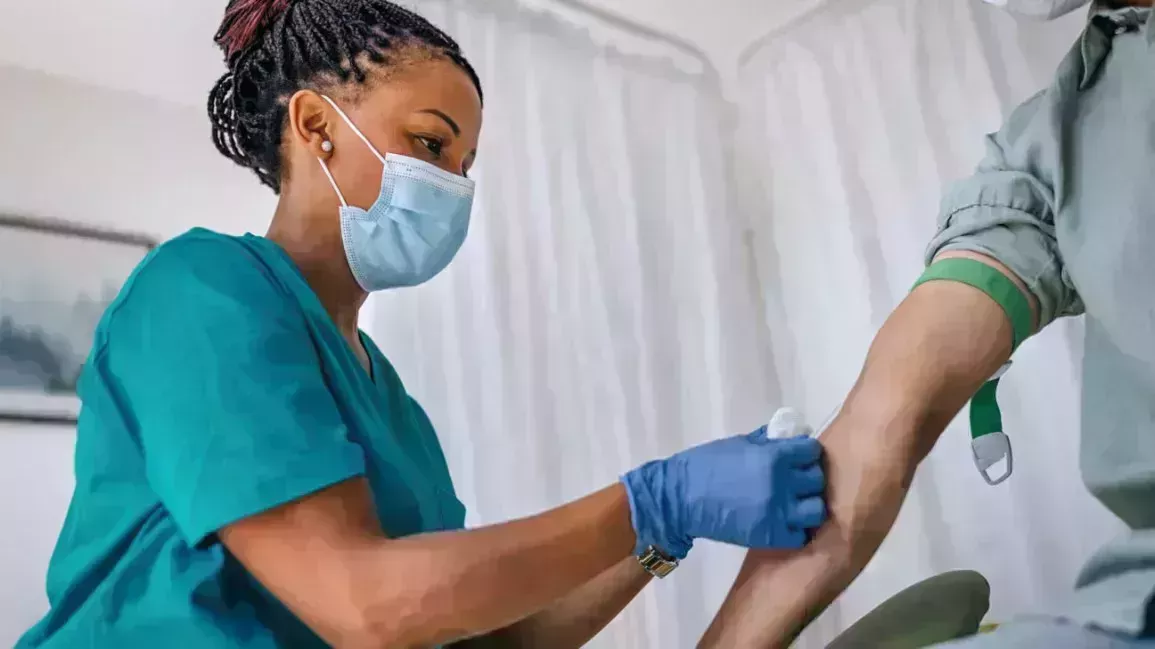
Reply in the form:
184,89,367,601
286,90,337,162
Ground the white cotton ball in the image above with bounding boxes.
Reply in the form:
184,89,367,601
767,407,806,439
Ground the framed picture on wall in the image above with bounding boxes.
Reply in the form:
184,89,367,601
0,215,156,425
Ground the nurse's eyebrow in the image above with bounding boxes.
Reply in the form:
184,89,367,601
417,109,461,136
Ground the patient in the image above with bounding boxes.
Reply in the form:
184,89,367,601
700,1,1155,647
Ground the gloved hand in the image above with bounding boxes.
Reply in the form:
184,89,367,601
621,408,826,560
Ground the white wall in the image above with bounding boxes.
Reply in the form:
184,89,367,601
0,63,275,646
2,0,726,105
573,0,826,77
0,0,823,108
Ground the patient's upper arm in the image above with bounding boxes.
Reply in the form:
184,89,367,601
925,91,1082,332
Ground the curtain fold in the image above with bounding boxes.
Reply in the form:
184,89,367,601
736,1,1124,646
367,1,770,645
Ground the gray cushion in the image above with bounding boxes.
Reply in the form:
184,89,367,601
826,571,991,649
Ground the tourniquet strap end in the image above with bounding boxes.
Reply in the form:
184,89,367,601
971,431,1013,486
969,364,1014,486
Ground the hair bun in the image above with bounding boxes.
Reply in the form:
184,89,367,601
214,0,294,63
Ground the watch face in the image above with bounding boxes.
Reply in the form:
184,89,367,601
649,560,677,579
639,546,678,579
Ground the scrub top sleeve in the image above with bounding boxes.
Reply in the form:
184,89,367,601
102,236,366,546
925,89,1084,330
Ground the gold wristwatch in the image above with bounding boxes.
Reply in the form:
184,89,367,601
637,545,679,579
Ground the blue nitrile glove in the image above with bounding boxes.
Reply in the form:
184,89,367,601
621,415,827,560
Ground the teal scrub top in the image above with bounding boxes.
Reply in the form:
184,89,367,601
17,228,466,648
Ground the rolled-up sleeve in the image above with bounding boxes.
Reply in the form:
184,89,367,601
926,90,1084,329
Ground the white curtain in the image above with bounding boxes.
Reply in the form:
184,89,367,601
736,0,1129,646
366,1,774,646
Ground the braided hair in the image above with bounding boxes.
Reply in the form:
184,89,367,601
208,0,483,193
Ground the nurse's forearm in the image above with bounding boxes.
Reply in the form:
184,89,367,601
358,483,637,648
495,556,652,647
222,479,638,649
699,253,1032,648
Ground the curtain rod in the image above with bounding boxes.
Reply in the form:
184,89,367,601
547,0,721,78
737,0,836,69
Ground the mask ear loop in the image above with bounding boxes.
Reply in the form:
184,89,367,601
317,157,349,207
320,95,388,165
317,94,390,209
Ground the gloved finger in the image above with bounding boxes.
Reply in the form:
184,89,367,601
776,435,824,467
746,425,770,444
774,527,807,551
786,495,828,530
790,464,826,497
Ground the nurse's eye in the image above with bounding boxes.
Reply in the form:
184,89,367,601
416,135,444,158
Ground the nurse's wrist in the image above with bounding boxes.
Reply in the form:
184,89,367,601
620,466,692,561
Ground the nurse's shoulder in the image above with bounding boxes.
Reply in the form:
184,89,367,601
98,228,289,340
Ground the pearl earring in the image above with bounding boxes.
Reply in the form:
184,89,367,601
321,140,334,153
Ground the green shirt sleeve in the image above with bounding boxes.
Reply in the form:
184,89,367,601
101,234,366,546
925,88,1084,330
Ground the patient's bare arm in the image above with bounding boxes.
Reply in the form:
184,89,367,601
699,251,1036,649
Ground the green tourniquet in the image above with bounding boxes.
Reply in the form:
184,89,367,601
913,258,1034,352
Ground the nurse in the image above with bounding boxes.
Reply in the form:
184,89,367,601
16,1,827,648
700,1,1155,648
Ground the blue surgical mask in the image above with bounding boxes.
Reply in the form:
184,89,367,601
317,95,475,292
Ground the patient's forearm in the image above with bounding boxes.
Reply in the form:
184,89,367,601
700,253,1033,648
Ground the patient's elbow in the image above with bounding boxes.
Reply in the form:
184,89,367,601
822,429,918,548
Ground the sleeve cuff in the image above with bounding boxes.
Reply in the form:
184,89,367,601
925,203,1080,328
180,450,367,547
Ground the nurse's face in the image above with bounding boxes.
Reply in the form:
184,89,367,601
284,52,483,214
